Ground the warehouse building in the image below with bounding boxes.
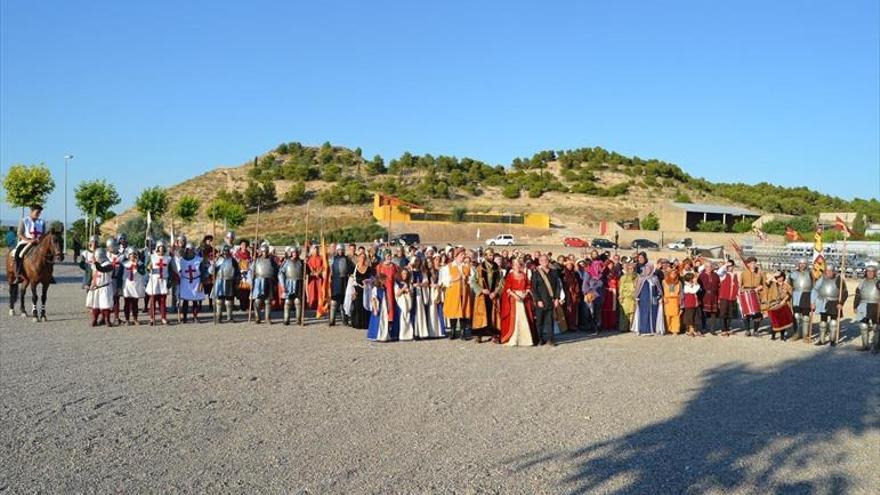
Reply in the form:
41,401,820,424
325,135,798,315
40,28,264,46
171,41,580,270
654,202,761,232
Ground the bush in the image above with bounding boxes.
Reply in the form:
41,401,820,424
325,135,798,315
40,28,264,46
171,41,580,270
451,207,468,222
674,192,692,203
696,220,727,232
282,181,307,204
527,183,544,198
117,216,167,247
732,218,753,233
641,212,660,231
318,177,371,205
321,163,342,182
502,184,521,199
266,223,388,246
173,196,201,223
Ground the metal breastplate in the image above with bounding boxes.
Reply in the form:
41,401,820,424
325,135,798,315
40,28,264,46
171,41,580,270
790,271,813,291
283,260,302,279
858,279,880,304
217,258,236,280
333,257,350,278
253,258,274,278
817,278,840,299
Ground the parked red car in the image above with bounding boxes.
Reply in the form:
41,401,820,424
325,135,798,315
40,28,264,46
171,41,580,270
563,237,588,248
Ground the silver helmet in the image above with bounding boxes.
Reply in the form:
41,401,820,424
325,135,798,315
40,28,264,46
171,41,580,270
88,234,100,245
260,241,270,253
94,247,108,264
105,238,118,251
184,241,195,252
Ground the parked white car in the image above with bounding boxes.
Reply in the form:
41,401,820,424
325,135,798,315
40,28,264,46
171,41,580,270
486,234,515,246
666,238,693,251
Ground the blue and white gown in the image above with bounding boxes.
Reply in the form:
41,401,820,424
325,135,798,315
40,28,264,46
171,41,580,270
631,265,665,335
395,282,415,341
427,277,447,338
367,286,398,342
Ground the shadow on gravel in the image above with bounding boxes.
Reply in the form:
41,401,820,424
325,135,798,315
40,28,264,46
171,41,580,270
507,350,880,494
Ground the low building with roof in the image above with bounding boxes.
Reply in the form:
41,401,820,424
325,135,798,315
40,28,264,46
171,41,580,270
654,202,761,232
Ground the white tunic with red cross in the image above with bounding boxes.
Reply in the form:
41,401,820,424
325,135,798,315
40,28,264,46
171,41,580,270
122,260,146,298
146,254,172,296
85,261,114,310
175,255,205,301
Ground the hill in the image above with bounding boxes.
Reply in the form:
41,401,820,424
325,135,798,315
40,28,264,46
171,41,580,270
108,141,880,243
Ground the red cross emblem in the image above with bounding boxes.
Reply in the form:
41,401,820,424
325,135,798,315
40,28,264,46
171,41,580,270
185,264,198,282
127,263,138,281
155,257,167,278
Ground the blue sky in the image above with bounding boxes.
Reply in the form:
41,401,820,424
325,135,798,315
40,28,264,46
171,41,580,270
2,0,878,221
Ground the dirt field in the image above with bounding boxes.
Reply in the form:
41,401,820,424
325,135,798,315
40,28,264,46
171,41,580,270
1,263,878,494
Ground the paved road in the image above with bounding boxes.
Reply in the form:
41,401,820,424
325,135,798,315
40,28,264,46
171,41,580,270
1,263,878,494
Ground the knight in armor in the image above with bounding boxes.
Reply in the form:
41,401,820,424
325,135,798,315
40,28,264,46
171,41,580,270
329,244,354,326
222,230,237,253
278,246,304,325
811,265,848,346
13,205,45,282
787,258,814,341
250,241,278,324
175,242,207,323
853,263,879,353
116,233,129,256
78,235,101,290
146,240,175,325
85,247,116,327
105,238,124,326
209,244,240,323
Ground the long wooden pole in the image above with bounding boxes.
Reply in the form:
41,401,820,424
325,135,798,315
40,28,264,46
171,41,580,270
247,203,261,323
299,201,310,326
834,235,848,344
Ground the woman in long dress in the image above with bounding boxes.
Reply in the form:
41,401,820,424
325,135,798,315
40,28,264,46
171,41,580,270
601,259,619,330
367,273,397,342
350,253,373,330
561,260,582,331
409,258,431,339
499,258,537,346
632,263,665,335
395,268,415,341
426,254,447,338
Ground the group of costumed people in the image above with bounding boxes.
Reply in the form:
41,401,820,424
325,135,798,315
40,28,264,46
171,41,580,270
74,230,880,354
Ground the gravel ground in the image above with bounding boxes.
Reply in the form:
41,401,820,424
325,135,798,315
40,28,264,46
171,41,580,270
1,263,878,494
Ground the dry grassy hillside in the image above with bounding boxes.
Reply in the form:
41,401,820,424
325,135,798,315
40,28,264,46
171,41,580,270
108,148,750,241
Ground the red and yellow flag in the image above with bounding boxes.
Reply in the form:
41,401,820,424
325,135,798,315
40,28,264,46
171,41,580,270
833,216,852,238
812,226,825,279
316,233,330,317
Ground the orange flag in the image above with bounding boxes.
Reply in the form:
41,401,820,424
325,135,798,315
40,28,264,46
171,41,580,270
316,233,330,317
785,226,804,242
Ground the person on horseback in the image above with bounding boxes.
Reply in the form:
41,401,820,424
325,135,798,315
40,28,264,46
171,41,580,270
13,205,45,282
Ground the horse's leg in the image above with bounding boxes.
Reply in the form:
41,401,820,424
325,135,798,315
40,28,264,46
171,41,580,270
31,282,39,322
40,283,49,321
8,282,17,316
19,281,28,317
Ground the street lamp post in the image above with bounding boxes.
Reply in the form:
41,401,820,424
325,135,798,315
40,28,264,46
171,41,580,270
63,154,73,255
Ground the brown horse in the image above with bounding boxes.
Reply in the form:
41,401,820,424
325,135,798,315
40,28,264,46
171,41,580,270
5,231,64,321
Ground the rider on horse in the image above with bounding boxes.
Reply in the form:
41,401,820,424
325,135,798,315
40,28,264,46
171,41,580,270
13,205,45,282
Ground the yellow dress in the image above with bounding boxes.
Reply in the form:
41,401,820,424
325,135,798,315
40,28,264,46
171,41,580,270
663,281,682,334
443,263,472,320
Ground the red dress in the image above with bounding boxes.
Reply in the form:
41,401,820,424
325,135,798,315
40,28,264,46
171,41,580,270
306,254,324,310
601,276,619,330
375,262,399,320
499,272,536,344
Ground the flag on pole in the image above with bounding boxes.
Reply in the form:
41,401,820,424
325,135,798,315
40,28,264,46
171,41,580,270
316,232,330,317
146,211,152,230
784,225,804,242
833,216,852,238
812,225,825,279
